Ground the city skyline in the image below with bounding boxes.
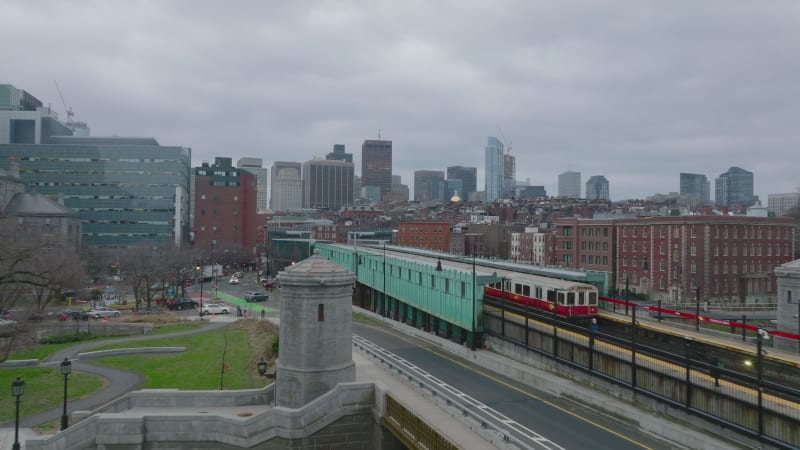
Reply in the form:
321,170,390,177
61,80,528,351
2,2,799,202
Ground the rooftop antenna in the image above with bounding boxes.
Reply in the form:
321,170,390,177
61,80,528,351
53,80,74,123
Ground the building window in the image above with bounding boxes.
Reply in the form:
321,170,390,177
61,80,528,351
691,227,696,238
691,245,696,256
603,256,608,265
318,304,324,321
563,226,573,237
690,263,696,273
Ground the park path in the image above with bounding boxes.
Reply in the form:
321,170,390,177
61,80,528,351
2,317,232,429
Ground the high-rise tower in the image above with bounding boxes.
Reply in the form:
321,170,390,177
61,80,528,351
484,137,504,202
446,166,477,200
270,161,303,212
715,167,757,207
361,140,392,200
585,175,610,200
558,171,581,198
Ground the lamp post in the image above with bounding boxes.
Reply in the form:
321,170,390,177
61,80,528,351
695,286,700,332
60,357,72,430
757,328,769,437
196,264,204,317
471,250,476,351
12,376,25,450
257,357,268,377
624,276,629,316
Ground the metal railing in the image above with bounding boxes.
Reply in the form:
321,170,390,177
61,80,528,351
353,335,564,450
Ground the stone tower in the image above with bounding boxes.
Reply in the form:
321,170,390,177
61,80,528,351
275,249,356,408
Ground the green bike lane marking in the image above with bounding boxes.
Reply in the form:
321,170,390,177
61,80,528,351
215,291,275,312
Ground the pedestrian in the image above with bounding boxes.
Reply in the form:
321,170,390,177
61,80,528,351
236,306,242,317
591,318,599,333
260,309,266,321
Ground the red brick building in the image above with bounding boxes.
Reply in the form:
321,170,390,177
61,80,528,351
397,221,450,252
554,215,795,305
193,158,259,261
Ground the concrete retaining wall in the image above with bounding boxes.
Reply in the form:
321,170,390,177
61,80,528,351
27,382,384,449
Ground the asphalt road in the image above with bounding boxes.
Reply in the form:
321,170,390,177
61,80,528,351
353,320,681,450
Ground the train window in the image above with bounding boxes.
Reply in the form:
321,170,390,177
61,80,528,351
461,281,465,298
589,292,597,305
547,289,556,303
558,292,565,305
523,285,530,296
535,287,542,299
445,278,449,293
515,283,522,295
578,292,585,305
567,292,575,305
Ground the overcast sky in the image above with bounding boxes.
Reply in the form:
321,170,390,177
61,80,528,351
2,1,799,202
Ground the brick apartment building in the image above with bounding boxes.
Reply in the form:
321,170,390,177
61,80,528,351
397,221,450,252
193,157,259,259
554,215,795,305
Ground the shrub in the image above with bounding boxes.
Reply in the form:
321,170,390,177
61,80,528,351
40,333,97,345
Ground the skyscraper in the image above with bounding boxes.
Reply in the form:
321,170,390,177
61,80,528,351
302,158,354,210
715,166,757,207
326,144,353,163
558,171,581,198
679,172,710,207
503,151,516,199
237,157,268,213
270,161,303,212
585,175,610,200
446,166,477,200
485,136,504,202
413,170,445,202
361,139,392,199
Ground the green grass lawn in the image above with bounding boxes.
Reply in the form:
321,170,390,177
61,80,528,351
0,367,104,423
89,322,273,390
0,321,275,423
7,322,206,361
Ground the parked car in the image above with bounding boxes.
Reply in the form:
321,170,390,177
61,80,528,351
229,277,240,284
244,292,268,302
60,309,90,321
166,298,199,310
0,318,17,326
88,306,121,318
201,303,230,315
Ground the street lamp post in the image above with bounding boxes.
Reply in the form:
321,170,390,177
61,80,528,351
12,376,25,450
757,329,769,437
60,357,72,430
196,264,204,317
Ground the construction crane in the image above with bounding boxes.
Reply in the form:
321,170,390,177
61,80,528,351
53,80,74,123
497,125,512,154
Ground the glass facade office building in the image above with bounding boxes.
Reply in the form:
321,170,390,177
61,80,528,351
0,136,191,248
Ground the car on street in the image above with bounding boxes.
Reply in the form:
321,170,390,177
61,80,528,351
229,277,240,284
232,272,243,278
201,303,230,315
261,279,278,289
244,291,268,302
60,309,90,321
88,306,121,318
0,318,17,326
166,298,199,310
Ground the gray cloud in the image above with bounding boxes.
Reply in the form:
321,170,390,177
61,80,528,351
3,0,798,201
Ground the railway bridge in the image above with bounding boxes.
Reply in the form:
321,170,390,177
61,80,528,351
318,243,800,450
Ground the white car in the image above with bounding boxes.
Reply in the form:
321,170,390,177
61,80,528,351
201,303,230,315
228,277,240,284
88,306,121,318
